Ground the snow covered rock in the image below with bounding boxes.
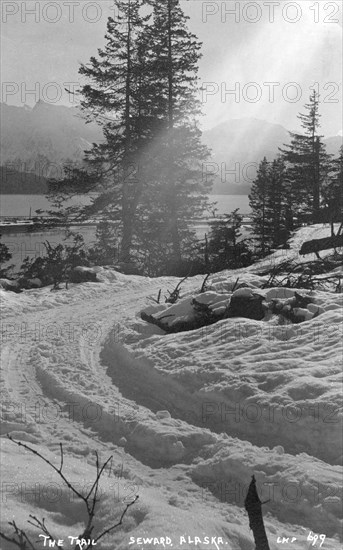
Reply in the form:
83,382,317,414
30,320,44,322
193,291,227,306
231,287,256,298
156,410,172,420
0,278,22,293
292,307,314,322
69,266,99,283
19,277,42,289
307,303,324,315
141,292,233,333
266,291,322,323
227,289,265,320
141,297,196,333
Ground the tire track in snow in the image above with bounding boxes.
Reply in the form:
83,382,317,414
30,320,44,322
1,275,342,542
99,326,343,538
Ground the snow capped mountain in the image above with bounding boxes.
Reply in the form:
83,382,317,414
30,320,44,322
202,118,343,194
0,101,103,177
203,117,290,164
324,135,343,156
1,104,342,194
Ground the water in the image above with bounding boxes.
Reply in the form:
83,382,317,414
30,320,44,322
0,194,251,270
209,195,250,215
0,194,93,218
0,194,250,218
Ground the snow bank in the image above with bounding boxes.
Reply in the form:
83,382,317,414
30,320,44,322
0,224,342,548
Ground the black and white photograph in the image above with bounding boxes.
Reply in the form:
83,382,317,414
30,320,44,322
0,1,342,548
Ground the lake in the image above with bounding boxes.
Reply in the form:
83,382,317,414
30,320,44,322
0,194,250,218
0,194,251,270
0,194,94,218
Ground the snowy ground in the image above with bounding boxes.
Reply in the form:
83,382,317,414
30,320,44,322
0,225,342,549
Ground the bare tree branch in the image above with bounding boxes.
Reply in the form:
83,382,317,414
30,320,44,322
2,435,138,550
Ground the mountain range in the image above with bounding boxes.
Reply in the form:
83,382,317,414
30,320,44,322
0,101,102,194
0,101,342,194
203,118,342,194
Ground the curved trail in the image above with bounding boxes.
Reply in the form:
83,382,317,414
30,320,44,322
1,272,342,547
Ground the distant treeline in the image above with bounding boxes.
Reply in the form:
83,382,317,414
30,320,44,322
0,166,48,194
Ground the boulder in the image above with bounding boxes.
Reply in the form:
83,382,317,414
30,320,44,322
69,266,99,284
0,278,22,293
227,289,265,320
156,410,171,420
19,278,42,289
114,262,141,275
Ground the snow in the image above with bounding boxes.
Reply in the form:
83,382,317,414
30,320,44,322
249,223,343,271
0,224,342,549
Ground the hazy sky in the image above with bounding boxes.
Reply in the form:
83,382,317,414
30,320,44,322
1,0,342,135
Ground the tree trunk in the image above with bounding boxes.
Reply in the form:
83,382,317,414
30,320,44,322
120,0,133,263
167,0,182,264
120,213,134,263
313,136,321,223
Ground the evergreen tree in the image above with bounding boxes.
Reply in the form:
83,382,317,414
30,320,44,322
0,238,13,278
249,157,270,255
78,0,152,265
208,209,251,271
268,157,290,246
249,157,290,255
87,220,118,265
323,145,343,228
137,0,212,269
49,0,211,274
20,235,88,289
279,91,331,224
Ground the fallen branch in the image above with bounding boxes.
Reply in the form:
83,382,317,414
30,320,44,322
299,234,343,256
165,276,188,304
200,274,211,293
231,277,240,292
148,289,162,304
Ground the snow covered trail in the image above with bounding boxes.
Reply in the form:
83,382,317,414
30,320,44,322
1,245,342,548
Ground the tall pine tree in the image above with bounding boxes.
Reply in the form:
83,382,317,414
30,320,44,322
208,209,251,271
137,0,212,270
280,91,331,225
249,157,270,255
47,0,211,273
249,156,289,255
268,157,290,246
78,0,152,264
323,145,343,230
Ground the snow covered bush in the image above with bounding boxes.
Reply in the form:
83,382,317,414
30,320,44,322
0,238,13,278
19,235,89,289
